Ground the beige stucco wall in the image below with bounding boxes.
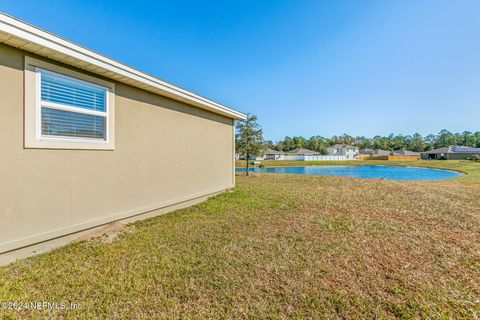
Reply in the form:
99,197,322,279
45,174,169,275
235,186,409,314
0,43,235,254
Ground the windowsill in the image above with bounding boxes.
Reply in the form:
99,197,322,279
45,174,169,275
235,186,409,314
24,139,114,151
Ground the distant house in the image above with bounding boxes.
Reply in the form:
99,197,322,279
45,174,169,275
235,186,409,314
283,148,320,161
264,148,286,160
421,146,480,160
238,154,264,161
358,149,420,161
259,147,356,161
327,144,359,160
359,149,390,157
287,148,320,156
392,150,421,156
390,149,421,161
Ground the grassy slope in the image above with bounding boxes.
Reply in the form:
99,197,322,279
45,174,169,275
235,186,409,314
236,160,480,183
1,174,479,319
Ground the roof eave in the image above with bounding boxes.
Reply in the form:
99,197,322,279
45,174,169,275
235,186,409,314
0,12,246,120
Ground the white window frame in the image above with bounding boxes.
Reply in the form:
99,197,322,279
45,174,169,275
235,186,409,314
24,56,115,150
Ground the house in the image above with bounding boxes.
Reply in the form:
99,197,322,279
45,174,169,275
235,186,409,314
388,150,421,161
264,148,285,160
327,144,359,160
287,148,320,156
260,148,350,161
265,147,359,161
389,149,421,161
0,13,246,262
283,148,320,160
359,149,390,157
421,146,480,160
280,148,348,161
391,150,421,156
359,149,420,161
237,153,264,161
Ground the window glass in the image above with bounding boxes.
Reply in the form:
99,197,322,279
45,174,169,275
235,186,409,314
38,68,108,140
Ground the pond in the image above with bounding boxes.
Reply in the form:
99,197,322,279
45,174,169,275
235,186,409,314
236,165,462,181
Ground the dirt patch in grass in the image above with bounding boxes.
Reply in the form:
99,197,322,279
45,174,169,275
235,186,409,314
77,222,129,244
0,174,479,319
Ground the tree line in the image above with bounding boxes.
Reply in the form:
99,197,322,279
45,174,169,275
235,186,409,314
264,130,480,154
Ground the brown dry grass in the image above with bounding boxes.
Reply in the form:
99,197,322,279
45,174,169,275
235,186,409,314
1,174,479,319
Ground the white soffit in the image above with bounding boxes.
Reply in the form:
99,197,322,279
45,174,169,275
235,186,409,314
0,12,246,120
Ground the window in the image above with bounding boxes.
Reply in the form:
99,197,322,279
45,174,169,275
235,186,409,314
24,57,115,149
39,69,108,140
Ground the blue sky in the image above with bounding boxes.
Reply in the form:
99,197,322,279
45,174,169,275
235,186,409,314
2,0,479,141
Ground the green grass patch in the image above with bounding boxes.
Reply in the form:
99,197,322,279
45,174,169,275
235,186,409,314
0,174,479,319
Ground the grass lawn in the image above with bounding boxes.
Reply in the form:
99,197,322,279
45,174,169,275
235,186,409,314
1,170,479,318
236,159,480,184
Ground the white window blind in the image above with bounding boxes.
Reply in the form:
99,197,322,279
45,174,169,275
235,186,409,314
38,68,108,141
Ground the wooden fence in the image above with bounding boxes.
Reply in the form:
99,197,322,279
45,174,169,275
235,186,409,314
359,155,420,161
